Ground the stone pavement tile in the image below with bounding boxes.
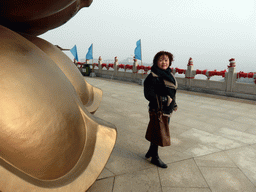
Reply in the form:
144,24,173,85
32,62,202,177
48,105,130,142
222,106,256,120
95,108,148,140
245,127,256,136
247,108,256,118
218,100,251,109
114,129,149,157
199,167,256,192
225,146,256,186
97,168,115,180
158,147,192,165
198,103,227,113
169,122,192,136
183,144,221,157
162,187,211,192
214,128,256,144
169,134,202,153
175,105,217,123
251,143,256,149
100,97,145,116
87,177,114,192
198,109,239,121
104,144,153,175
194,151,237,168
178,128,243,151
121,122,148,139
175,118,220,134
158,159,208,188
206,117,252,132
176,98,201,109
196,97,225,106
113,168,161,192
233,115,256,126
170,111,192,124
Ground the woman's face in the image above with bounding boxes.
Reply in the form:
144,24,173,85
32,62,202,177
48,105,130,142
157,55,169,70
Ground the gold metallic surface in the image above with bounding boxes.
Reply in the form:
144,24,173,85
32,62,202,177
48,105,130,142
23,34,103,113
0,0,93,35
0,25,117,190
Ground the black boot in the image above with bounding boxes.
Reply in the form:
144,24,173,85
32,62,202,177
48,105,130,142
151,156,168,168
145,142,157,158
145,143,168,168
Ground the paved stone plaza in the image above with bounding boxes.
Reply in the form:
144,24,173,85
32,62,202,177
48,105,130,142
85,77,256,192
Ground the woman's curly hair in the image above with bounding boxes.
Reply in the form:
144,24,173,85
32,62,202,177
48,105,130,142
153,51,174,67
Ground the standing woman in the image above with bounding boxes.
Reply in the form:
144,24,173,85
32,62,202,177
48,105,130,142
144,51,178,168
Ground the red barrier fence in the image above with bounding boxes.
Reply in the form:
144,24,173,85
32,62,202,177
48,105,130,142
137,65,145,70
118,64,125,69
124,64,133,70
237,71,254,78
208,70,226,77
93,63,98,67
91,62,256,84
102,63,107,69
175,68,186,74
108,64,114,69
196,69,207,75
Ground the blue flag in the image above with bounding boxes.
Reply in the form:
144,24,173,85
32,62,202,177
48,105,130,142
134,39,141,60
86,44,93,60
70,45,78,62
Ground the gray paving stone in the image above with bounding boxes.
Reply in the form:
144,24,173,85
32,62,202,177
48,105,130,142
113,168,161,192
157,147,192,165
199,167,256,192
176,118,220,133
158,159,208,188
169,122,192,136
162,187,211,192
215,128,256,144
97,168,115,180
194,151,237,168
206,117,253,132
84,77,256,191
87,177,114,192
104,144,153,175
233,115,256,126
183,144,222,157
226,146,256,186
179,128,243,151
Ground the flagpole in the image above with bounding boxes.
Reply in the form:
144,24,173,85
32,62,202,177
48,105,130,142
140,39,142,66
92,43,93,64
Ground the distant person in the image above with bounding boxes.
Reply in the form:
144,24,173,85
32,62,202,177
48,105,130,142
143,51,178,168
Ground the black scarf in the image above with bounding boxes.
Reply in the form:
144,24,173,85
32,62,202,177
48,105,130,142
151,65,176,85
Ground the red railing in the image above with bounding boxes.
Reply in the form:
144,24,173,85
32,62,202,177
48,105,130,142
196,69,226,78
196,69,208,75
93,63,98,68
101,63,107,69
208,70,226,77
118,64,125,69
237,71,254,78
108,63,114,69
175,68,186,74
125,64,133,70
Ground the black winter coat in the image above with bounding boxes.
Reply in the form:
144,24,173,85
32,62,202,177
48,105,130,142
144,73,177,114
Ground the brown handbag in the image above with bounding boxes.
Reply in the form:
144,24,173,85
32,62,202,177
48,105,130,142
145,96,171,147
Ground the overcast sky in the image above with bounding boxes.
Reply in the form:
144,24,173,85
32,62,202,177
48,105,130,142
39,0,256,72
